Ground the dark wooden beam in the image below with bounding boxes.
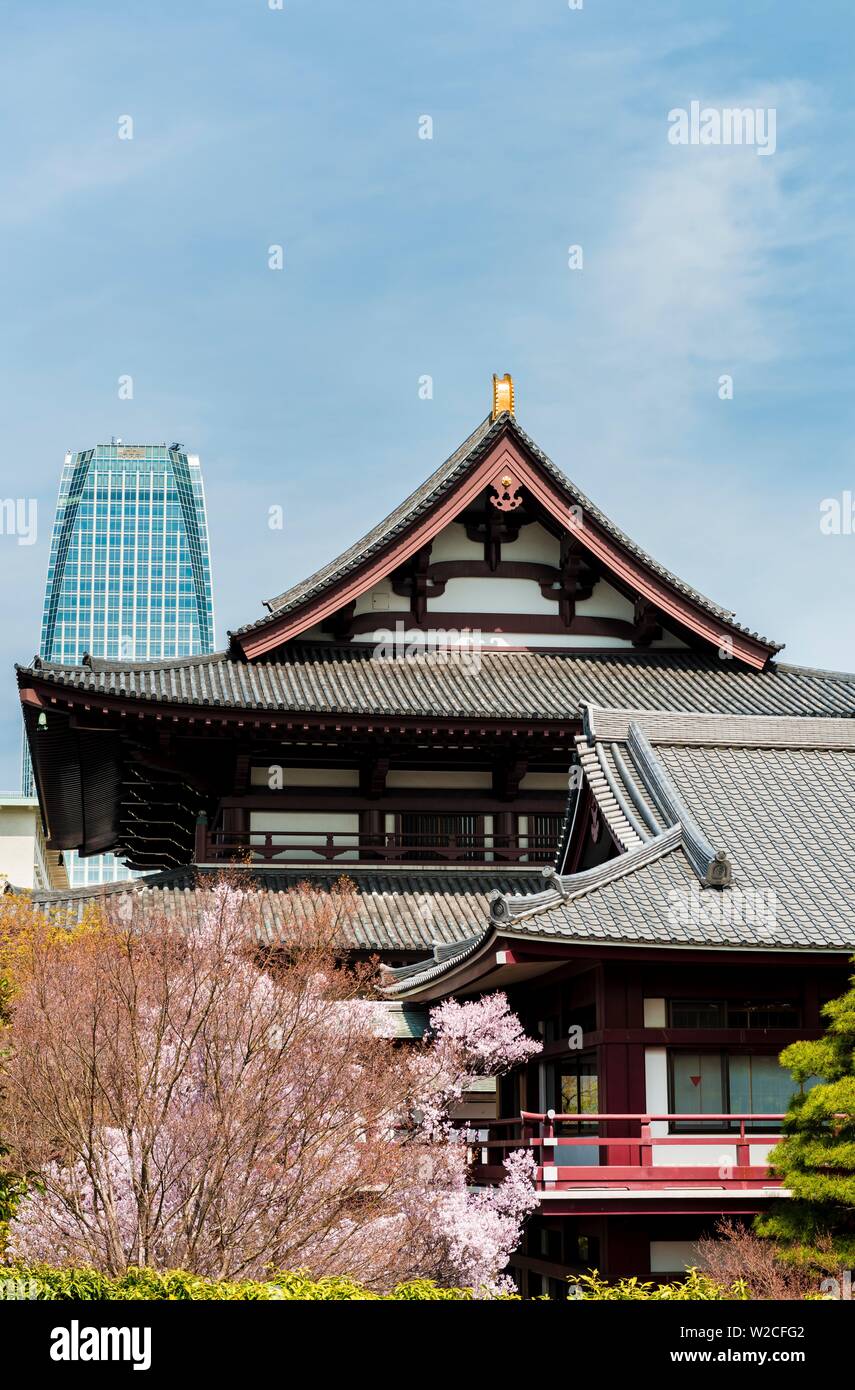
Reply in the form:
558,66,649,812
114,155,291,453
359,756,390,799
632,597,663,648
493,758,529,800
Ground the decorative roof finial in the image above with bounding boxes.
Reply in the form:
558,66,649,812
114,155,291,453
491,373,515,420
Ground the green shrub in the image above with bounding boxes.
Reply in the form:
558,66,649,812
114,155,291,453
11,1262,819,1301
0,1264,478,1301
756,967,855,1270
566,1269,751,1301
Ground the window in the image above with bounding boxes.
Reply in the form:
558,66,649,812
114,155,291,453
548,1054,599,1137
669,1051,798,1131
526,813,562,862
399,813,482,860
559,1056,599,1119
729,1054,798,1113
670,1002,725,1029
669,999,800,1029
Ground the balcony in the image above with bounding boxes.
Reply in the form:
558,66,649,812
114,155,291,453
195,824,559,866
471,1112,785,1208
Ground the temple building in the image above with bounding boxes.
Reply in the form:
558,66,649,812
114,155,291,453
18,376,855,1290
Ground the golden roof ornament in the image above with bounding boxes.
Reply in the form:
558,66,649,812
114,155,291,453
491,373,515,421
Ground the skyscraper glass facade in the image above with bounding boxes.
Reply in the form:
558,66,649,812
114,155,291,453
25,443,215,883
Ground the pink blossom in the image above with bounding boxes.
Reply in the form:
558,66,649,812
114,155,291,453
3,886,541,1292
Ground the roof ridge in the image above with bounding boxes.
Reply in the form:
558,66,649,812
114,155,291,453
383,825,686,994
584,703,855,748
774,660,855,683
626,722,732,886
490,823,683,924
383,931,490,995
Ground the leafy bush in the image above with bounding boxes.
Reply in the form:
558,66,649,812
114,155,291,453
566,1269,751,1301
0,1262,766,1300
0,1264,479,1301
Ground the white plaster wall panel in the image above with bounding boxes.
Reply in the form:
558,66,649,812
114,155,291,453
518,772,569,791
650,1241,700,1273
478,632,632,649
644,1047,669,1139
750,1143,780,1166
353,580,409,616
657,1141,738,1167
249,811,359,860
429,522,484,563
506,523,560,566
576,581,635,622
643,998,667,1028
251,767,359,788
386,770,492,789
429,576,558,616
351,630,631,648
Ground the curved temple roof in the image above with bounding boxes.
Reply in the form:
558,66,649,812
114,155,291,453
383,706,855,996
16,648,855,721
231,412,782,663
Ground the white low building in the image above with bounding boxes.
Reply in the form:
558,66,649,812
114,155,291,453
0,793,68,892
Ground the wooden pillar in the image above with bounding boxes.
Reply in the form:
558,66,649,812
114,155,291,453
494,810,514,861
359,808,383,858
599,963,645,1167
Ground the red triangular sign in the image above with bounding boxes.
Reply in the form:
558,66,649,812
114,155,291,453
690,1075,702,1087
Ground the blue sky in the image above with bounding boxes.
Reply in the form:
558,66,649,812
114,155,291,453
1,0,854,783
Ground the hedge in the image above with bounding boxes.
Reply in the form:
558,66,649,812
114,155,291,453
0,1265,475,1301
0,1264,757,1301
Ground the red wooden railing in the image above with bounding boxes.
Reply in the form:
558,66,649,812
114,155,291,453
469,1111,786,1191
196,826,559,865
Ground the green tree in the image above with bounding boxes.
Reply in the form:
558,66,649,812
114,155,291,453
756,966,855,1270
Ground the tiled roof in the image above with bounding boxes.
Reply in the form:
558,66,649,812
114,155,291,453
384,708,855,994
30,864,544,955
234,414,780,650
582,705,855,747
17,648,855,720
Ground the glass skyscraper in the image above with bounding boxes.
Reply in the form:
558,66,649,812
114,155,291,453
25,443,215,883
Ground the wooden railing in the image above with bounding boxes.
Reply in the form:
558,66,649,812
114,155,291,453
469,1111,786,1191
195,825,559,865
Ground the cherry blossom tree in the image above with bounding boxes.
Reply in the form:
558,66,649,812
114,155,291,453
0,878,540,1292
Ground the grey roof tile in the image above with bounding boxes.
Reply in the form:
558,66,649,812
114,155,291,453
31,864,544,954
384,708,855,994
17,648,855,720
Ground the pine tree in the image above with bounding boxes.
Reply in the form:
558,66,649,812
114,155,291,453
756,966,855,1270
